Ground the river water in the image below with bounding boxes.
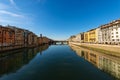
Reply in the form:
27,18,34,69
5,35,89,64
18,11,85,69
0,44,119,80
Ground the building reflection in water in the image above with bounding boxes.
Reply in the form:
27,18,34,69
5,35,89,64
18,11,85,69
69,44,120,80
39,44,49,55
0,44,49,77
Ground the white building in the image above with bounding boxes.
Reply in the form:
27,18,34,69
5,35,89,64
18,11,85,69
97,27,102,43
101,19,120,44
75,33,81,42
72,32,84,43
111,20,120,44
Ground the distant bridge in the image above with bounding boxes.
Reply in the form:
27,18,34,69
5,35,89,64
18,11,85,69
53,40,68,45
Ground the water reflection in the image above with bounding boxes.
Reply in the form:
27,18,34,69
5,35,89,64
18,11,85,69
0,44,49,77
69,44,120,80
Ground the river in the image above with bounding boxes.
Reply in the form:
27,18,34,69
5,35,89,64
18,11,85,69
0,44,119,80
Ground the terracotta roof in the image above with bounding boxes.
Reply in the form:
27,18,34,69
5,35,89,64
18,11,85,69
101,19,120,29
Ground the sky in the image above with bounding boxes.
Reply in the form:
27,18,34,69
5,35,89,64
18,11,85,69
0,0,120,40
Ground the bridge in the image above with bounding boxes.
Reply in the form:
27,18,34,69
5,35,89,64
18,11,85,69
53,40,68,45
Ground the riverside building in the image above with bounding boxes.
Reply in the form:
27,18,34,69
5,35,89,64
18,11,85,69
101,19,120,44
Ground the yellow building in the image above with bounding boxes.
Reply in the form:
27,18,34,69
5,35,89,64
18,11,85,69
88,28,99,43
84,32,89,43
89,29,96,43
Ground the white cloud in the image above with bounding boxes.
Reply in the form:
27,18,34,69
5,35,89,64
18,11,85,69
0,0,34,30
0,3,10,9
10,0,16,5
9,0,20,10
9,0,16,5
0,19,15,24
0,14,34,30
0,10,24,18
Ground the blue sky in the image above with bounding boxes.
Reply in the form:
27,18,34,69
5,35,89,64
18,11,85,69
0,0,120,40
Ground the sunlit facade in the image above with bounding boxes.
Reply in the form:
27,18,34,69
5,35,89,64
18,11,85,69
84,32,89,43
88,28,99,43
101,19,120,44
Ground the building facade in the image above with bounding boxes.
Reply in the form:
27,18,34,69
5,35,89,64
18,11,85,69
101,20,120,44
88,29,96,43
68,35,76,42
23,30,29,47
0,25,15,47
7,26,24,47
28,32,33,46
88,28,99,43
84,32,89,43
33,34,38,46
81,32,84,43
97,27,102,44
74,33,81,42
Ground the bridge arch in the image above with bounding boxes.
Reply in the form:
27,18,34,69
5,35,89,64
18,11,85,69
53,41,68,45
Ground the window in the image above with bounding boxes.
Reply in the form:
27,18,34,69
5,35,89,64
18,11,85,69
117,39,119,41
116,35,118,38
112,39,114,41
112,36,114,38
9,31,13,37
118,24,120,27
116,32,118,34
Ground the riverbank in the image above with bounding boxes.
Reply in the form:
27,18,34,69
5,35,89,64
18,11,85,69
0,43,52,52
0,44,50,58
0,46,36,52
69,42,120,57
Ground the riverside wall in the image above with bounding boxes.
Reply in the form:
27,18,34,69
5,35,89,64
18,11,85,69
69,42,120,57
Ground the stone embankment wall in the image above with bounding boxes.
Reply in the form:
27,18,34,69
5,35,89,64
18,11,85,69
69,42,120,57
